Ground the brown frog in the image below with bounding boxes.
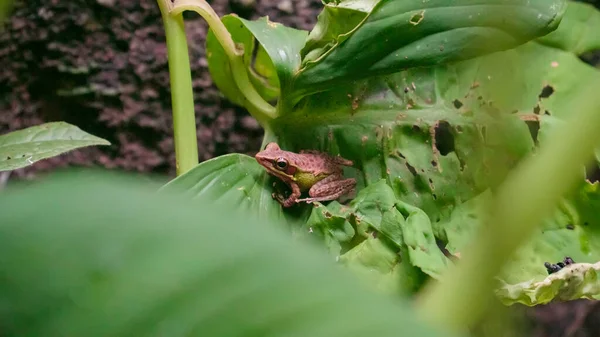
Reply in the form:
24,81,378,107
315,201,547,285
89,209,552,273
255,143,356,207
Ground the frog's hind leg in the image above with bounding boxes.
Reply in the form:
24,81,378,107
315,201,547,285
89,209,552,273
297,176,356,204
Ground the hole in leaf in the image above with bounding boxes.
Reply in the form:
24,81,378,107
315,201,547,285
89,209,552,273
579,50,600,67
434,121,455,155
406,162,418,177
525,120,540,145
585,160,600,183
452,99,463,109
409,11,425,25
544,110,551,115
533,105,541,115
566,224,575,230
412,124,420,132
538,85,554,99
436,239,457,261
432,193,437,200
431,160,437,167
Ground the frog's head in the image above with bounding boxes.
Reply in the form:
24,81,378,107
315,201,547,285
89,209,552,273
255,143,298,181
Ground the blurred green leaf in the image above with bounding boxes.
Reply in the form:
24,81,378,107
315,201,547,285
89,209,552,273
0,0,12,23
293,0,566,98
0,171,454,337
0,122,110,172
441,186,600,285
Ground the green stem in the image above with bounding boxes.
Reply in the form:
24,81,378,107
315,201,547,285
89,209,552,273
417,83,600,332
170,0,277,124
157,0,199,176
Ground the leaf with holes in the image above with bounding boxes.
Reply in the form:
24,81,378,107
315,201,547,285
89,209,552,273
0,122,110,172
291,0,566,99
178,0,600,298
435,2,600,303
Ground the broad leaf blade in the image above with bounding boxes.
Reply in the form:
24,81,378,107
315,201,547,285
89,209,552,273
293,0,566,98
0,171,454,337
0,122,110,172
160,153,311,229
206,16,307,106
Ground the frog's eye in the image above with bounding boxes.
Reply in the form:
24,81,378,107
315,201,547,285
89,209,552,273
275,158,288,170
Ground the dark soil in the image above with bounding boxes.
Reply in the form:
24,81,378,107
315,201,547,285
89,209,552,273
0,0,321,179
1,1,600,336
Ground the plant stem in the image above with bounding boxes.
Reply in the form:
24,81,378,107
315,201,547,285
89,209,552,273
170,0,277,124
157,0,198,176
417,83,600,332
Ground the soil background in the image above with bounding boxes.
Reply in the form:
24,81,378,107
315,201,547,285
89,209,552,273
1,0,600,336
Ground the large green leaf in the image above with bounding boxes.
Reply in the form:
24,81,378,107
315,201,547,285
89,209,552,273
0,122,110,172
173,50,536,295
0,171,454,337
196,0,599,302
206,16,307,106
292,0,566,98
159,153,313,230
436,2,600,304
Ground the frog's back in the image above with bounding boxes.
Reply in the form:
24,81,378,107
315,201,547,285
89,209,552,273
296,153,340,174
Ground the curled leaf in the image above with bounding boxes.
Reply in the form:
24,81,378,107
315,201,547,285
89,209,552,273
496,262,600,306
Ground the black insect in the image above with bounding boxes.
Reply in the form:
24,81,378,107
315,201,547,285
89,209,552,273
544,256,575,274
544,262,562,274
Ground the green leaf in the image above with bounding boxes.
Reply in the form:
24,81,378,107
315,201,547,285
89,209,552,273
293,0,566,97
206,16,307,106
536,1,600,55
395,200,451,279
301,0,377,64
496,262,600,306
306,181,450,288
0,122,110,172
197,0,600,302
441,182,600,305
160,153,312,230
0,171,454,337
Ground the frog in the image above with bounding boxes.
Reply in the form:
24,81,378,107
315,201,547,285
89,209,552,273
255,142,356,207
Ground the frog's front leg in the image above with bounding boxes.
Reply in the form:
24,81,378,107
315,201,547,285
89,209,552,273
274,182,301,207
297,175,356,204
